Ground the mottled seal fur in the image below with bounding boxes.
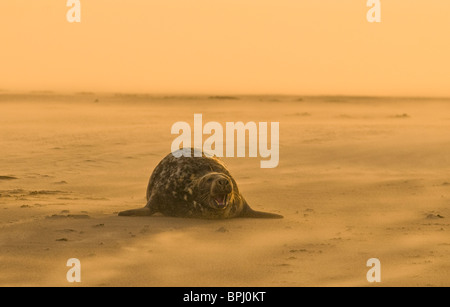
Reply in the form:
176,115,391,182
118,148,283,219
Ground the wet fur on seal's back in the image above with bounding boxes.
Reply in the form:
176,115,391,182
118,148,283,219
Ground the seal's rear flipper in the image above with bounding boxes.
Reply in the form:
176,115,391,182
118,207,154,217
240,201,283,219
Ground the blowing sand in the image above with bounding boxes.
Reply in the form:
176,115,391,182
0,93,449,286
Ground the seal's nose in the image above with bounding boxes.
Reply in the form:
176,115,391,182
217,178,229,187
216,178,232,193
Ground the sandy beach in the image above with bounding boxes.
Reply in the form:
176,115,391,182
0,93,449,286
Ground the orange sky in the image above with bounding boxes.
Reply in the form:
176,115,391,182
0,0,449,96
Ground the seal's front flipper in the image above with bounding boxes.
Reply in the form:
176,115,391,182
118,207,153,217
241,209,284,219
240,200,283,219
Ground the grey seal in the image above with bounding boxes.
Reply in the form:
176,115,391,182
118,148,283,219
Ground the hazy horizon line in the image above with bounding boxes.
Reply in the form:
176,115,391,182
1,89,450,101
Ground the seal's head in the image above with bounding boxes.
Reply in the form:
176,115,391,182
196,172,234,210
